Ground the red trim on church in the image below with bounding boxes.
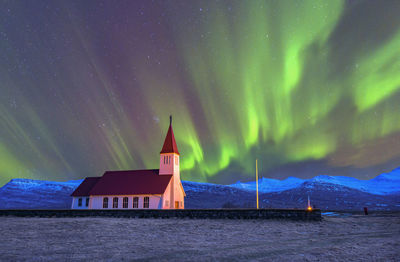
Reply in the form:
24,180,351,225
160,124,180,155
71,177,101,197
87,169,172,195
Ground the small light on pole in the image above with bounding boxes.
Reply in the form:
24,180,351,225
307,195,312,211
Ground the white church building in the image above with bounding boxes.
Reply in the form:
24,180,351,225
71,117,185,209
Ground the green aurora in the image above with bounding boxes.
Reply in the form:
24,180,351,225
1,0,400,185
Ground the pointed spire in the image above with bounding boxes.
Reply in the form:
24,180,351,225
160,115,180,155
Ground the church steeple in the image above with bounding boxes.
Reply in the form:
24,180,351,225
160,115,180,155
159,115,180,176
159,116,184,209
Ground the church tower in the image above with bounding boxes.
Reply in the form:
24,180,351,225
159,116,184,209
159,116,180,177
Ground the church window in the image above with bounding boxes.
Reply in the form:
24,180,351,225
123,197,128,208
78,198,82,207
143,197,150,208
85,198,89,207
169,156,171,164
113,197,119,208
163,156,165,164
103,197,109,208
133,197,139,208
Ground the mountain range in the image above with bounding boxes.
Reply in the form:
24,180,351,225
0,168,399,210
230,167,400,195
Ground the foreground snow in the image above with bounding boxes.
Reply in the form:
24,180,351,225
0,214,399,261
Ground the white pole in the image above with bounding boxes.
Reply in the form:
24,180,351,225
256,159,259,209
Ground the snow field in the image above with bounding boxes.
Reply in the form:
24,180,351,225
0,213,399,261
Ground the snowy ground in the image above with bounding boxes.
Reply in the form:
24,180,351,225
0,213,399,261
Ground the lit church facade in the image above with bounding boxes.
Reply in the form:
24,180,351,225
71,117,185,209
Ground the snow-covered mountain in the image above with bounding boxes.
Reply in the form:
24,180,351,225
230,176,304,193
230,167,400,195
0,178,82,209
0,168,399,210
261,181,400,211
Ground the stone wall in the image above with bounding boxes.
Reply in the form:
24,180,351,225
0,209,321,220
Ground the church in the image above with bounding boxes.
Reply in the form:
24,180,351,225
71,117,185,209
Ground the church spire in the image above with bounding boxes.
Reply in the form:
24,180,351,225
160,115,180,155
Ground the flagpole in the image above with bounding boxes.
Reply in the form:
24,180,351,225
256,159,259,209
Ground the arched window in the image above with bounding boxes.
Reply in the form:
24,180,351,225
143,197,150,208
123,197,128,208
103,197,108,208
163,156,165,164
133,197,139,208
113,197,119,208
85,198,90,207
169,156,171,164
78,198,82,207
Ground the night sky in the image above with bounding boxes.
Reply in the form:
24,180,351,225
1,0,400,186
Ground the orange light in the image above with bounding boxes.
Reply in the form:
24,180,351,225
307,206,312,211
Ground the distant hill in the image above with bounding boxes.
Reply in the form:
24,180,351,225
259,181,400,210
0,179,82,209
230,167,400,195
0,168,399,210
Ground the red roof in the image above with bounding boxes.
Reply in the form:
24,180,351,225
160,124,179,155
88,169,172,195
71,177,101,197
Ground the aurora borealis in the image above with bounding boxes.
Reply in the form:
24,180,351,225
1,0,400,186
